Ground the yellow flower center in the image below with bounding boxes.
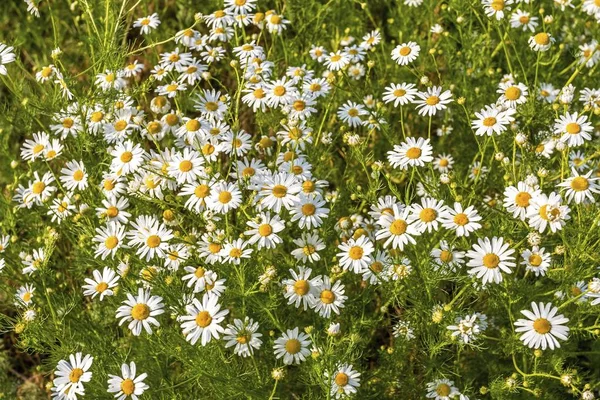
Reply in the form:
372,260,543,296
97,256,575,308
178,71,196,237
482,253,500,269
393,89,406,97
105,236,119,249
165,114,179,126
195,311,212,327
272,185,287,198
528,254,542,267
186,119,200,132
419,208,437,222
32,181,46,194
399,46,411,56
69,368,84,383
335,372,349,387
273,86,286,96
253,88,265,98
440,250,453,263
436,383,451,397
194,184,210,199
519,15,530,23
426,96,440,106
106,206,119,218
146,235,161,248
330,54,342,62
491,0,504,10
208,243,221,254
131,303,150,320
539,204,561,221
242,167,255,177
347,108,359,117
534,33,550,46
22,292,32,302
303,245,316,255
483,117,497,127
120,151,133,163
293,100,305,111
285,338,301,354
205,102,218,112
515,192,531,207
147,122,162,135
505,86,521,100
533,318,551,334
405,147,422,159
96,282,108,293
320,289,336,304
453,213,469,226
294,280,309,295
389,219,408,235
348,246,364,260
571,177,589,191
121,379,135,395
258,224,273,237
301,203,316,216
41,66,53,78
218,191,232,204
179,160,193,172
73,170,84,181
114,120,128,132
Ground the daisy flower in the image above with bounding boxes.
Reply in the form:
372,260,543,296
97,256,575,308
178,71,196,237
313,276,347,318
521,246,551,276
168,149,204,185
115,288,164,336
16,284,35,307
156,81,187,98
265,77,297,108
554,112,593,148
180,294,229,346
52,353,93,398
60,160,88,192
245,212,285,249
337,235,374,273
414,86,453,116
324,50,351,71
482,0,513,20
391,42,420,65
387,137,434,169
557,168,600,204
472,105,516,136
375,204,418,250
223,317,263,357
256,172,301,213
362,250,392,284
503,181,541,221
209,181,243,214
447,314,482,343
497,81,528,108
273,327,312,365
382,83,418,107
94,222,127,260
110,140,146,176
291,232,326,263
95,70,126,91
127,215,174,261
431,240,465,273
289,194,329,229
282,266,322,310
426,379,460,399
134,13,161,34
439,202,482,237
529,32,554,52
407,197,445,233
83,267,120,300
327,364,361,399
360,30,381,49
337,101,368,127
194,89,228,121
433,153,454,173
514,302,569,350
527,192,570,233
107,361,149,400
510,10,538,31
221,238,253,264
466,236,516,285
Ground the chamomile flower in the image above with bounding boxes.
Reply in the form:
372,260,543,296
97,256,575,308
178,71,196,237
447,314,483,343
156,81,186,98
209,181,242,214
337,235,374,273
440,202,482,237
375,204,418,250
382,82,418,106
337,101,368,127
265,77,297,108
527,192,570,233
223,317,263,357
107,361,149,400
466,236,516,285
110,140,146,176
558,168,600,204
221,238,253,264
408,197,445,233
426,379,460,399
529,32,554,52
116,288,164,336
291,232,326,263
273,327,312,365
391,42,420,65
313,276,347,318
127,215,173,261
482,0,512,20
514,302,569,350
83,267,120,300
180,294,229,346
194,89,228,121
497,81,528,108
433,153,454,173
431,240,465,272
256,172,301,213
0,43,15,74
327,364,361,399
245,212,285,249
387,137,433,169
521,246,551,276
510,10,538,31
555,112,594,148
282,266,322,310
503,181,541,221
52,353,93,398
134,13,161,34
472,105,516,136
324,50,351,71
60,160,88,192
16,284,35,307
96,70,126,91
414,86,453,116
168,149,204,184
290,194,329,229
